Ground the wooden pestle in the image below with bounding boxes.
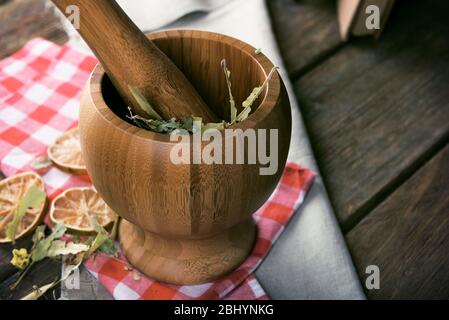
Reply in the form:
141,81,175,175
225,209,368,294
51,0,218,122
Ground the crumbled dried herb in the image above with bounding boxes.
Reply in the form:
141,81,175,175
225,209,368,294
126,58,279,134
127,107,195,134
221,59,237,124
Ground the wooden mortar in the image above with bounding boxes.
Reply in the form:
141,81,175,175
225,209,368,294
79,30,292,285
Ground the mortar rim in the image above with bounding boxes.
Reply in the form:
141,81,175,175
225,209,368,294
88,30,282,144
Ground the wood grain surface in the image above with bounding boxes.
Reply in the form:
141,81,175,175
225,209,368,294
51,0,218,122
346,144,449,299
79,30,291,284
268,0,342,77
0,0,68,59
293,0,449,230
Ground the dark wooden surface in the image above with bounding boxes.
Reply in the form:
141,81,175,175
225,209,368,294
268,0,342,77
293,0,449,230
0,0,448,299
282,0,449,299
346,145,449,299
0,0,68,60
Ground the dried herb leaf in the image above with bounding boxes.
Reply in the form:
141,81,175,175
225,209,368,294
110,214,120,241
6,184,45,243
99,239,117,256
128,85,163,120
47,240,89,257
127,61,280,133
71,235,81,243
31,225,46,248
221,59,237,123
85,215,117,257
238,66,279,123
203,121,227,132
32,223,67,263
127,108,194,134
236,107,252,123
181,117,194,132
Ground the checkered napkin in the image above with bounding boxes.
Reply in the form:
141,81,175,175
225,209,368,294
0,39,316,300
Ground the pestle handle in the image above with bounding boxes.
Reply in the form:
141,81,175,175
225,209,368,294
51,0,218,122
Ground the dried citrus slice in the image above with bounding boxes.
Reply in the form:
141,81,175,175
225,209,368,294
0,172,47,243
48,127,87,175
50,187,115,235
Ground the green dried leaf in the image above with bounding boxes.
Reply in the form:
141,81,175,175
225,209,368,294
236,106,252,123
86,230,109,257
127,61,280,133
127,108,195,134
221,59,237,123
238,66,279,123
181,117,194,132
84,236,95,246
31,225,46,249
157,120,182,133
31,223,67,263
47,240,89,257
203,121,227,132
71,235,81,243
6,184,46,243
110,214,120,241
99,238,117,256
128,85,163,120
86,215,116,257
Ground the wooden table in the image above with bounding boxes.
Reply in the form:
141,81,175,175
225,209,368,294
0,0,448,299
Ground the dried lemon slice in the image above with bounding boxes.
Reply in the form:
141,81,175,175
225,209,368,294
50,187,115,235
0,172,46,243
48,127,87,175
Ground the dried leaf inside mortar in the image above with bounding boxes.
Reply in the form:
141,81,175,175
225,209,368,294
128,85,163,120
221,59,237,123
237,66,279,123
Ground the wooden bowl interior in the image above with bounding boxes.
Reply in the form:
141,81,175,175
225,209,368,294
102,33,270,124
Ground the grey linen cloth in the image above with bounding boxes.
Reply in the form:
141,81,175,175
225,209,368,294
64,0,365,299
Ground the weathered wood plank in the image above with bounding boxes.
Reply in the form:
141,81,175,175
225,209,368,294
268,0,342,76
0,0,68,59
346,145,449,299
293,0,449,228
0,258,61,300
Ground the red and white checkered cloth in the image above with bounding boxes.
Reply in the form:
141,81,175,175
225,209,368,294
0,39,315,300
